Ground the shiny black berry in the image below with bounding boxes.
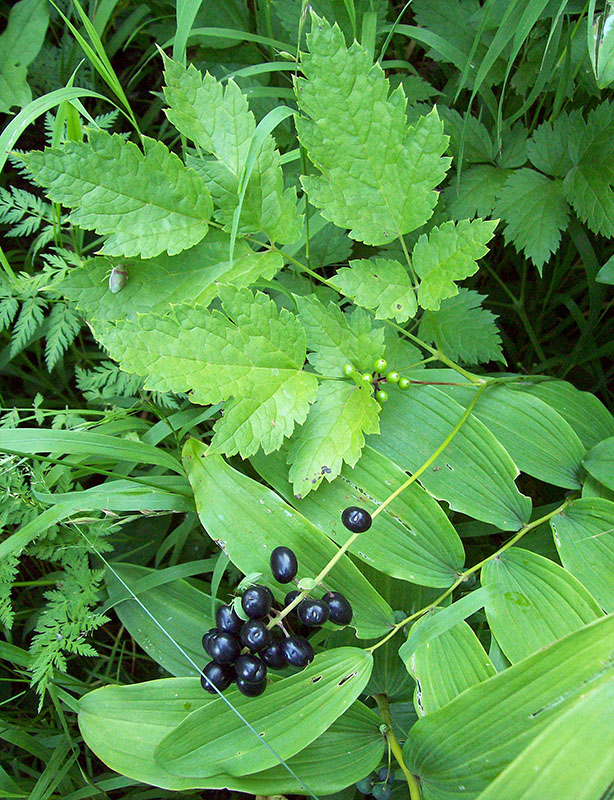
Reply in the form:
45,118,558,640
216,604,242,635
281,634,314,667
284,589,301,608
372,783,392,800
297,599,329,627
323,591,353,625
235,654,267,684
240,619,272,652
202,627,218,654
341,506,372,532
355,776,374,794
208,632,241,665
236,677,266,697
200,661,234,693
260,640,287,669
270,546,298,584
241,585,273,619
378,768,394,783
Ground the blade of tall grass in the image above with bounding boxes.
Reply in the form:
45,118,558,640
174,0,205,65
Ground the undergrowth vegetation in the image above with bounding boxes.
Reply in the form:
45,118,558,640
1,1,614,799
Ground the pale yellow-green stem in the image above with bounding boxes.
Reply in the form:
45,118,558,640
374,694,421,800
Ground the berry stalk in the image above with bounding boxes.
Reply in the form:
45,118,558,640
374,694,421,800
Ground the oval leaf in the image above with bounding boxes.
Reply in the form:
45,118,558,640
584,436,614,491
183,438,394,637
481,547,603,663
154,647,373,778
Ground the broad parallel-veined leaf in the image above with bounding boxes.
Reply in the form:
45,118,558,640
78,677,383,792
0,0,48,113
183,438,394,637
287,380,380,497
481,547,602,663
550,498,614,612
435,380,586,489
583,437,614,490
413,218,497,310
295,14,450,246
154,648,373,778
93,287,318,458
418,288,504,365
18,131,213,259
493,168,570,272
295,294,385,376
402,606,496,716
523,378,614,449
334,259,418,323
105,563,212,677
60,231,282,323
371,387,532,531
582,473,614,501
252,444,465,587
474,677,614,800
163,55,301,244
403,614,614,800
597,253,614,284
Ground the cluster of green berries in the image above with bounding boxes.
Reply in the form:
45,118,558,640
200,544,354,697
356,768,396,799
343,358,411,404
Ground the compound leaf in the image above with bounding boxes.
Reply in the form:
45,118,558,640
334,258,417,323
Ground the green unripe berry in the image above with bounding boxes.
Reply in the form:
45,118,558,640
398,377,411,390
343,363,356,376
376,390,389,403
385,371,400,384
373,358,387,373
361,373,374,385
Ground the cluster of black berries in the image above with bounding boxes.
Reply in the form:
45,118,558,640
356,768,395,800
200,544,354,697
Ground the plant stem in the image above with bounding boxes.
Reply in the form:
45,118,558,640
367,498,571,653
374,694,421,800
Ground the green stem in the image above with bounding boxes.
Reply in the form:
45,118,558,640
368,498,571,653
374,694,421,800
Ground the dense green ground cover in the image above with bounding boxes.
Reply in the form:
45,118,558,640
1,1,614,798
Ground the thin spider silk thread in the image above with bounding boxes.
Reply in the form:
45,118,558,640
74,524,321,800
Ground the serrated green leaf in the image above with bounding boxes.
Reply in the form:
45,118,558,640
550,498,614,613
372,387,532,531
403,607,496,716
584,437,614,491
475,676,614,800
105,563,212,677
295,14,450,245
155,648,372,778
183,439,394,637
95,287,318,458
563,102,614,237
287,380,380,497
482,547,603,663
18,130,213,259
403,614,614,799
418,288,504,365
164,56,301,244
60,230,282,323
334,259,417,323
527,114,575,178
494,168,570,272
79,677,383,793
413,218,497,310
444,165,509,220
295,294,385,376
252,443,465,587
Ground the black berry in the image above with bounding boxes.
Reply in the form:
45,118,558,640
236,677,266,697
200,661,234,693
235,654,267,684
284,589,301,608
372,783,392,800
260,640,287,669
241,585,273,619
281,635,314,667
208,632,241,665
323,591,353,625
202,627,218,654
216,604,242,635
240,619,272,652
355,776,374,794
297,599,329,627
270,546,298,584
341,506,372,532
378,768,394,783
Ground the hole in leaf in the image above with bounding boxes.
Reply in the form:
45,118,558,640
337,671,358,687
310,675,322,684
